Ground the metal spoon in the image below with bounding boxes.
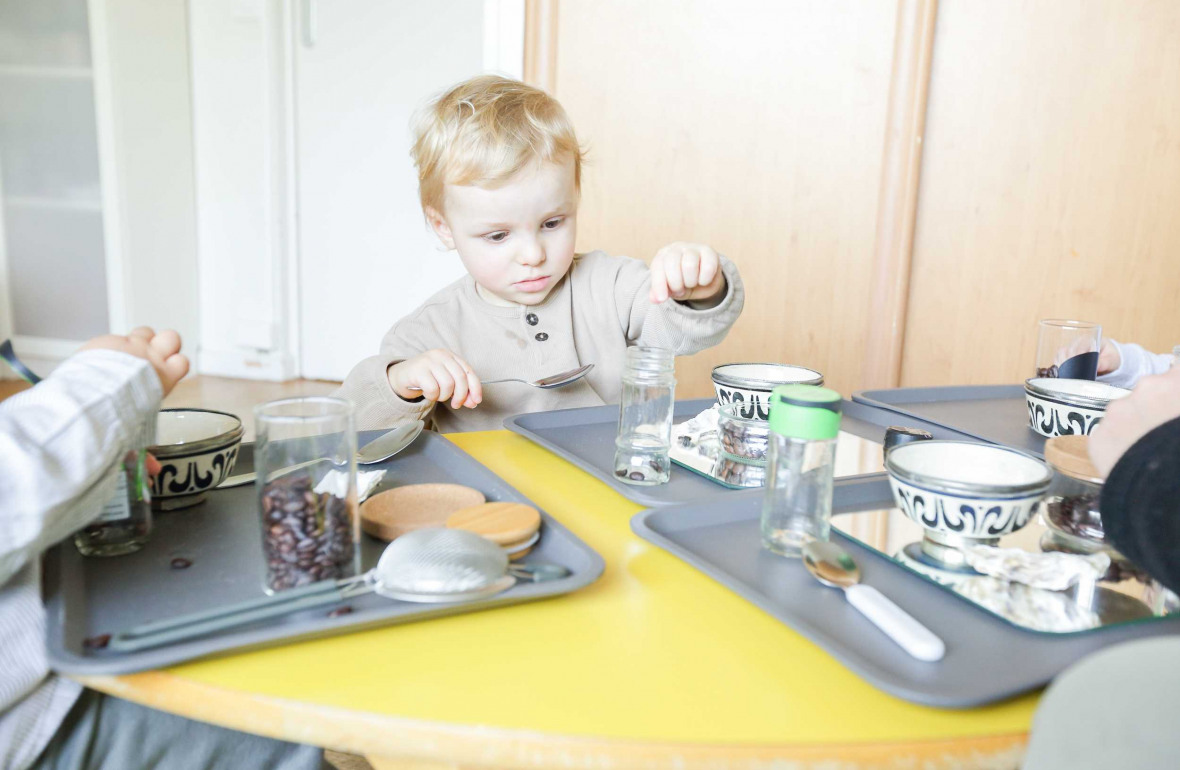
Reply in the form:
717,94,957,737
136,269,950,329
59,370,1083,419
408,363,593,392
802,540,946,662
218,420,425,489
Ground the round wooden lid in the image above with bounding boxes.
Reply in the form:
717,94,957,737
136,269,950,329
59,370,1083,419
1044,434,1105,484
446,502,541,545
360,483,486,541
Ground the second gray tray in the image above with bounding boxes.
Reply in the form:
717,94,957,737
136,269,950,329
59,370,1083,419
631,477,1180,708
44,430,605,675
853,384,1045,457
506,398,987,506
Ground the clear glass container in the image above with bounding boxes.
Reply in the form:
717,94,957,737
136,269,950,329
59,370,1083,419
75,413,156,557
1035,319,1101,379
255,397,360,594
614,346,676,485
760,385,842,557
716,402,769,487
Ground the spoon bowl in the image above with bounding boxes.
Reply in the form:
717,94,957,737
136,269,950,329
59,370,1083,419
218,420,425,489
802,540,946,662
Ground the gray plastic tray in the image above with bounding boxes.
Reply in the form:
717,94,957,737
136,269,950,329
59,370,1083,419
631,477,1180,708
506,397,987,506
44,430,605,675
853,384,1045,457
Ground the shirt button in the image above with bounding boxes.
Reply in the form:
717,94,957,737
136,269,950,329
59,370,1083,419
525,313,539,326
534,332,549,342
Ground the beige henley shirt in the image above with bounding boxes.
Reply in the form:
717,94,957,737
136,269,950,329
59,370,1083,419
333,250,744,433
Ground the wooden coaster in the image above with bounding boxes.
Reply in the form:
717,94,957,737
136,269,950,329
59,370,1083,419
446,502,541,545
360,484,486,541
1044,435,1105,484
503,530,541,561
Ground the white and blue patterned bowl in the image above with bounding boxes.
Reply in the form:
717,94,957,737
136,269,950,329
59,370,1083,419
1025,378,1130,438
150,408,244,510
885,441,1051,539
711,363,823,421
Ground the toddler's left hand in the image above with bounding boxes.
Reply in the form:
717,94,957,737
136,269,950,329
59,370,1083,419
649,242,726,304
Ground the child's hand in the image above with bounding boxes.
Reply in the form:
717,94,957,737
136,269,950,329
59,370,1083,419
1089,366,1180,476
81,327,189,396
1098,339,1122,375
388,350,483,409
648,242,727,304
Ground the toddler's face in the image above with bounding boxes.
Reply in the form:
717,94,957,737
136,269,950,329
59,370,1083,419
428,156,578,306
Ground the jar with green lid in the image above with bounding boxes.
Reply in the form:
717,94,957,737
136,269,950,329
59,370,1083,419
760,384,842,557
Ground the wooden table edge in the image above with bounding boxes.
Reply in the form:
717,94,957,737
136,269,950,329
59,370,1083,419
74,672,1029,769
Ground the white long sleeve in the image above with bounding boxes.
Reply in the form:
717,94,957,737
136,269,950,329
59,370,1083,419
1098,340,1176,389
0,349,162,770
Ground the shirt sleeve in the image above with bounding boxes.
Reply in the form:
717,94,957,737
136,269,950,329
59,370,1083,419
0,350,162,586
1099,340,1176,389
613,253,745,355
1100,416,1180,595
331,317,436,431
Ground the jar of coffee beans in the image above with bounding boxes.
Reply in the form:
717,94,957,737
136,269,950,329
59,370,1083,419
254,397,360,593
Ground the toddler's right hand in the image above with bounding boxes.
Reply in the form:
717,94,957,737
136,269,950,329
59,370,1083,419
388,349,483,410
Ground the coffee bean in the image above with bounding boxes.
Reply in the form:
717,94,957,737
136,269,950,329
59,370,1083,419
170,557,192,570
83,633,111,650
328,606,353,618
629,471,645,481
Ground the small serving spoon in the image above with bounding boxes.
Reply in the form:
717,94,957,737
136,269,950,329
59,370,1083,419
218,420,425,489
408,363,593,392
803,540,946,662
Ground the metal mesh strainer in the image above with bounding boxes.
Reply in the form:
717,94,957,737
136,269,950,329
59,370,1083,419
371,528,515,602
111,527,570,652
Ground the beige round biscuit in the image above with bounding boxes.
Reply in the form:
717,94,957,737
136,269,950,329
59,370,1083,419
446,502,541,545
360,483,486,541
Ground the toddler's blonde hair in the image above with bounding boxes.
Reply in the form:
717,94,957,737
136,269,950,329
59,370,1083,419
411,75,584,213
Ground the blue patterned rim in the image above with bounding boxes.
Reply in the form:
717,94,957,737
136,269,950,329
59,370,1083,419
885,440,1051,497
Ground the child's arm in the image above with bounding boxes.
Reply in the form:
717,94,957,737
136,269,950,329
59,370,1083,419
1098,339,1176,389
608,246,745,356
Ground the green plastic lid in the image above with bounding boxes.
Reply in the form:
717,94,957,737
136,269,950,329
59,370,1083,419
767,384,842,440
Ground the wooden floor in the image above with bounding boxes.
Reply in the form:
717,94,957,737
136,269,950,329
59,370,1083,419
2,375,343,441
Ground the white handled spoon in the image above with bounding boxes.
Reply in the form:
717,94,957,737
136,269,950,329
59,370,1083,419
803,540,946,662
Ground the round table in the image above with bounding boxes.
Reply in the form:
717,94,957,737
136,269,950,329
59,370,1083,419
74,431,1038,769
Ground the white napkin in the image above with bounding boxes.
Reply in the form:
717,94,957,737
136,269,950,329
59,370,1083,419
966,545,1109,592
314,468,386,502
668,406,721,474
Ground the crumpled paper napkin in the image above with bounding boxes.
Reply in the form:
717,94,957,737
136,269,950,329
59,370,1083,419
966,544,1110,591
314,468,386,502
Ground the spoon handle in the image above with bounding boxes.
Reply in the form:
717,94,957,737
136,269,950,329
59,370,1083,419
844,584,946,662
406,378,518,391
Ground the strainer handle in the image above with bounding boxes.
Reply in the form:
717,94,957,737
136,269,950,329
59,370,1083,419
110,580,367,653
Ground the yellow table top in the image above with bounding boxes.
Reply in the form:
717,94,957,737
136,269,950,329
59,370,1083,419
77,430,1038,767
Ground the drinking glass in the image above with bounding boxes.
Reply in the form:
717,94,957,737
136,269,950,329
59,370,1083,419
614,347,676,485
1036,319,1101,380
254,397,360,594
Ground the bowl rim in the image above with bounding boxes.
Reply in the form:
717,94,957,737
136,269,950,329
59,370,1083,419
151,408,244,458
711,362,824,390
1024,377,1129,409
885,440,1051,498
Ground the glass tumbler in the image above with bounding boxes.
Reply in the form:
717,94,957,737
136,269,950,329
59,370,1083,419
255,397,360,594
1036,319,1101,380
614,347,676,485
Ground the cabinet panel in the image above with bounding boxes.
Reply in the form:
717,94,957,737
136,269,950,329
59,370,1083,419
551,0,898,399
295,0,487,380
901,0,1180,386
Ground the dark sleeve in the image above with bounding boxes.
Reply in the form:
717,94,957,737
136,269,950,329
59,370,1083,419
1100,416,1180,594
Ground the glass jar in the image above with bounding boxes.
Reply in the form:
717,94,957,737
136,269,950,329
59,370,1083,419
614,346,676,485
760,385,842,557
255,397,360,594
75,413,156,557
716,402,769,487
